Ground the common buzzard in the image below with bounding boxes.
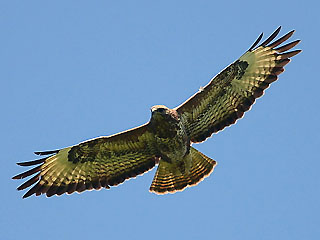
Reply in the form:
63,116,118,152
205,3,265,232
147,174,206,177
13,27,301,198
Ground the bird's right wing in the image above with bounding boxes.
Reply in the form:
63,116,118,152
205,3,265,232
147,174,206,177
13,123,159,198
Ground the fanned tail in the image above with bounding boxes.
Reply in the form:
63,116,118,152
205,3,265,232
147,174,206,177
149,147,217,194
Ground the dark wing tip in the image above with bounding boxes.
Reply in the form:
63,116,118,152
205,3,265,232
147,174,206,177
16,173,40,190
249,26,284,52
274,39,301,53
22,194,30,199
12,165,42,180
34,150,59,156
267,30,296,49
248,32,263,51
22,185,39,199
258,26,282,47
16,157,47,167
279,49,302,59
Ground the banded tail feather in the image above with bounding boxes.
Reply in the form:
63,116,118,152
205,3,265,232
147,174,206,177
150,147,217,194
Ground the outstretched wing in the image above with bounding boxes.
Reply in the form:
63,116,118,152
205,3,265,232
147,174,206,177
13,123,159,198
175,27,301,143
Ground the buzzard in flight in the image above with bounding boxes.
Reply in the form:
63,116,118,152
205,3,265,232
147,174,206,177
13,27,301,198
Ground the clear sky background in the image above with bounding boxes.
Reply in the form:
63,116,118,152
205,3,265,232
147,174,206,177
1,1,319,240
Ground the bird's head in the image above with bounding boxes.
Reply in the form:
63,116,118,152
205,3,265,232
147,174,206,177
150,105,179,122
151,105,169,114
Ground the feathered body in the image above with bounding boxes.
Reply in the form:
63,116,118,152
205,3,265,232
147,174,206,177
13,27,301,198
150,105,190,169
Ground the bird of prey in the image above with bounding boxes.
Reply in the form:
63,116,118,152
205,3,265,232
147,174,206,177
13,27,301,198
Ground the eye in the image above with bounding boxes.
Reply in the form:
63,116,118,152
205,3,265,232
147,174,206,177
158,108,165,113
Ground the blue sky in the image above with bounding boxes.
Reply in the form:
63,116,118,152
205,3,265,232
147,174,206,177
1,1,319,239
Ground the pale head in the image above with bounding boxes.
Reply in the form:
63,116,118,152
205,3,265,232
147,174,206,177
151,105,170,114
150,105,179,122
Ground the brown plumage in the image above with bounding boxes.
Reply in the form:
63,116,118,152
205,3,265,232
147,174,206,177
13,27,301,198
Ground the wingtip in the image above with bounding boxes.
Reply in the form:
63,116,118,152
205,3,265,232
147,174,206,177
294,49,303,55
22,193,31,199
248,32,264,51
12,175,20,180
287,29,296,38
16,157,47,167
34,150,59,156
259,26,282,47
280,49,302,58
22,185,38,198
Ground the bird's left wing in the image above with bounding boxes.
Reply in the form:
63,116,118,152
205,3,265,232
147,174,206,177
13,123,159,198
175,27,301,143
